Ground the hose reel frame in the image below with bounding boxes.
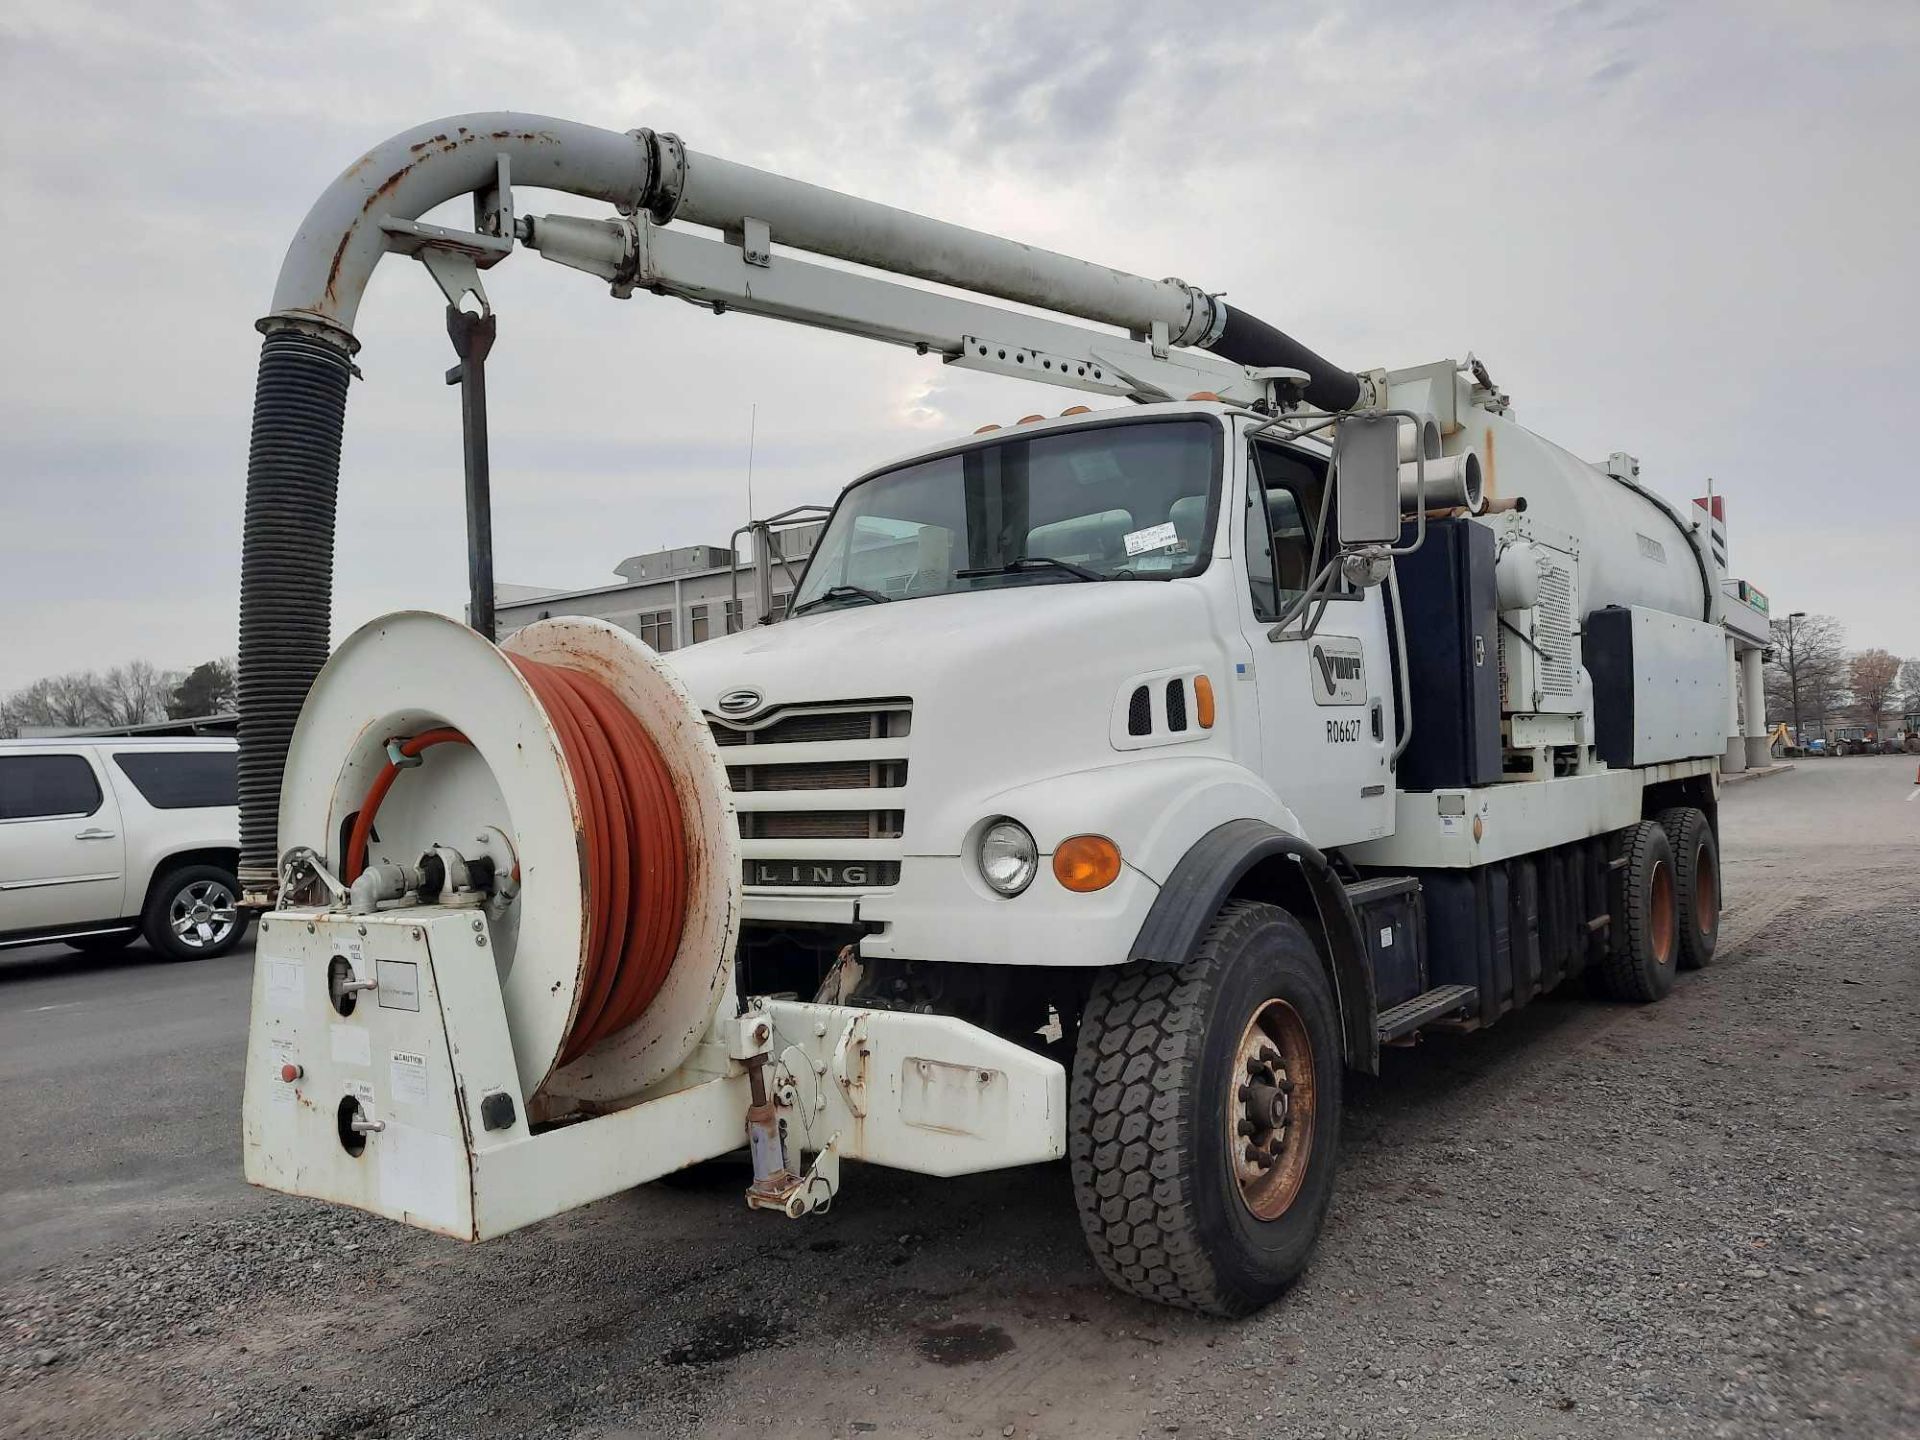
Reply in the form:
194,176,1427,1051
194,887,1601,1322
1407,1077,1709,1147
278,611,740,1101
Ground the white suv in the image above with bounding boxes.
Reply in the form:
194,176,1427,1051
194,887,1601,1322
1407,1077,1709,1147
0,737,245,961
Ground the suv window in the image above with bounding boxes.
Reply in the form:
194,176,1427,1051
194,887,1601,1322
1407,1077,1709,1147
112,751,238,810
0,754,103,820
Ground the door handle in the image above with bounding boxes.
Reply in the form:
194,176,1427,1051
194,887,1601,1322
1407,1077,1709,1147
74,828,117,840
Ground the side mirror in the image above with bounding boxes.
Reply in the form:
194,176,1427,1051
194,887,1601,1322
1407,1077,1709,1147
1332,414,1403,548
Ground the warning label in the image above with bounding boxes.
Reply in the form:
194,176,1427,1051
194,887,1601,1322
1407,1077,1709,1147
389,1050,430,1107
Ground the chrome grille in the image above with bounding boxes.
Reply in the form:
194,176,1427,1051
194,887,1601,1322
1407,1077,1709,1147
726,759,906,792
740,810,904,840
708,700,912,890
712,708,906,747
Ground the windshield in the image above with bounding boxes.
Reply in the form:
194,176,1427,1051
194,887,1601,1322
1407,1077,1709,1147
791,418,1218,611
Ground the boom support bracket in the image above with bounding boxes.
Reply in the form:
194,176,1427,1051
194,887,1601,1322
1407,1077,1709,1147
522,210,1283,409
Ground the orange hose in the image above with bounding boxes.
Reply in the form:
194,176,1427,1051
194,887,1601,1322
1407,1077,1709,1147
344,729,472,882
341,662,689,1067
508,657,688,1063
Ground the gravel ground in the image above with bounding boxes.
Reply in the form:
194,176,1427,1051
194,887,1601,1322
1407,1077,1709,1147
2,756,1914,1439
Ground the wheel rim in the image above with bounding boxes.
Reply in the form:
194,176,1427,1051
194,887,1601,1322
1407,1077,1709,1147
1694,844,1719,936
1227,998,1317,1222
170,879,238,950
1649,860,1676,967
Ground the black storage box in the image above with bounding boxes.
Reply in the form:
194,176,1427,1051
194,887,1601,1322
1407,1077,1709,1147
1390,517,1501,790
1345,875,1426,1010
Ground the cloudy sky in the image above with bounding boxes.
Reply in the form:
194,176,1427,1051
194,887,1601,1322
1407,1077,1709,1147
1,0,1915,692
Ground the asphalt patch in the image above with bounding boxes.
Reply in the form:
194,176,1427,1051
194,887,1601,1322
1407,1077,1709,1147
915,1321,1016,1366
661,1309,787,1366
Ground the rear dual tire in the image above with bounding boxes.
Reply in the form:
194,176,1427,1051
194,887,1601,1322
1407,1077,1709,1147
1068,901,1341,1317
1656,806,1719,970
1597,820,1681,1002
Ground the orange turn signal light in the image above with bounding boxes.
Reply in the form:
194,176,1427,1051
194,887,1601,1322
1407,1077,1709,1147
974,423,1002,434
1194,674,1216,729
1053,835,1122,893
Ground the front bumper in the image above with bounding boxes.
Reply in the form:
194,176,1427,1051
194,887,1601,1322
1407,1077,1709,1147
746,851,1163,968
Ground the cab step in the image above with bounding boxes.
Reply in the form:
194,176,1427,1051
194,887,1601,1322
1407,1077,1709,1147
1377,984,1478,1042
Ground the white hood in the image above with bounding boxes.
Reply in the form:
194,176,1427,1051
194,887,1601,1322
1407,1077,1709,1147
667,580,1236,854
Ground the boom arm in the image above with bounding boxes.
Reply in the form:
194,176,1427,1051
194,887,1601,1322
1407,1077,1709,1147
238,111,1363,898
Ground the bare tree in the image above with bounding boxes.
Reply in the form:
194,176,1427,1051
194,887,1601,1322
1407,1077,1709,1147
100,660,179,727
0,671,114,735
1765,614,1847,741
1900,658,1920,716
1848,649,1902,732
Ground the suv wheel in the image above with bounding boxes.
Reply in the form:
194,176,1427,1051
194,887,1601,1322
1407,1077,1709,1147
144,865,243,961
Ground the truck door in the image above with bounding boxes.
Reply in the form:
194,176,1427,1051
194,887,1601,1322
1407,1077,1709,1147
1237,435,1396,846
0,749,127,935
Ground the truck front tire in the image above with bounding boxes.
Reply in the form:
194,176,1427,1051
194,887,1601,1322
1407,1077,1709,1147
1069,900,1342,1316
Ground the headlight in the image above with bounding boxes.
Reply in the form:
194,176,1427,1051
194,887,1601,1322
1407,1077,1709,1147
978,819,1038,897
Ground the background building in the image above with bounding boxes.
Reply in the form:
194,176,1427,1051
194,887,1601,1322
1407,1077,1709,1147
491,521,823,654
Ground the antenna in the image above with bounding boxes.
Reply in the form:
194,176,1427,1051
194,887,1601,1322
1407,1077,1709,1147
745,403,757,524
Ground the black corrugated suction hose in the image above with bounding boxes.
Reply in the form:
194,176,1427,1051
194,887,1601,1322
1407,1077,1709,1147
236,326,355,895
1208,306,1362,413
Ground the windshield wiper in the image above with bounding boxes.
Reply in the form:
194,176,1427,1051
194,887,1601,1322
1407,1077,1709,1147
954,556,1105,582
790,584,891,616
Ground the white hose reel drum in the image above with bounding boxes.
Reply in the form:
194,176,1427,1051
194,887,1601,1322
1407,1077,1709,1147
278,611,739,1103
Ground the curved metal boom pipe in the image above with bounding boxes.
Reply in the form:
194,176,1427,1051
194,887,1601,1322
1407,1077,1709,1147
239,112,1359,897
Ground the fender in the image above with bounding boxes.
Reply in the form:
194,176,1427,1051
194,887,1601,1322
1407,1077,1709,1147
1128,818,1379,1074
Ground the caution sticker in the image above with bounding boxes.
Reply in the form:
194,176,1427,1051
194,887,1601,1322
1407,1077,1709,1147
389,1050,430,1107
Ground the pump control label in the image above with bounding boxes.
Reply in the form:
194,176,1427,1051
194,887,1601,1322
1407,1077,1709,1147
376,961,420,1012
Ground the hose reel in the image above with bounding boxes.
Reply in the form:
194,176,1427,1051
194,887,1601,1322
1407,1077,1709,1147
278,610,739,1101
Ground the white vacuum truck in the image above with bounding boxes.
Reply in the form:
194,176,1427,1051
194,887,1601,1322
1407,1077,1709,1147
238,114,1774,1315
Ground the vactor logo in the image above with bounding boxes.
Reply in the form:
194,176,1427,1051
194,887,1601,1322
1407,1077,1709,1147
1309,637,1366,706
716,688,764,716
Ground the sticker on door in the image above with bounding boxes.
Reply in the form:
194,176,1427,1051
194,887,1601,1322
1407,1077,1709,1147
1309,636,1367,706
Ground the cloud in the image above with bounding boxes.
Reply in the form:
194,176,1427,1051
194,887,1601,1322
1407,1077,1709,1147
1,0,1916,692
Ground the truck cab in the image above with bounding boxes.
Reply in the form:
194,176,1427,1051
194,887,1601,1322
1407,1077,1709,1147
668,402,1396,989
